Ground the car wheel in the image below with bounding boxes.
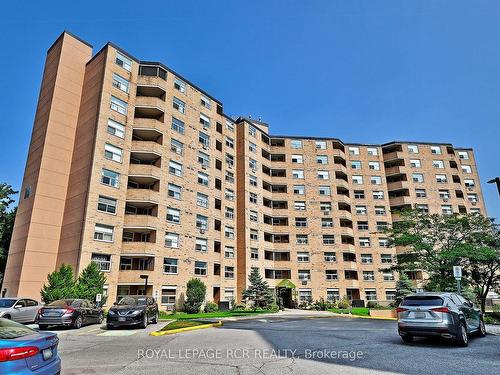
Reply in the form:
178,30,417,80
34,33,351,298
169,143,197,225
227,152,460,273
478,318,487,337
73,315,83,329
152,312,158,324
39,324,48,330
3,314,11,320
456,322,469,347
106,324,114,330
140,314,148,329
97,313,104,324
401,335,413,344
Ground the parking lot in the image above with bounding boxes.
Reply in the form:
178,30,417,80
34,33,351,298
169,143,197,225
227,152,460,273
40,316,500,375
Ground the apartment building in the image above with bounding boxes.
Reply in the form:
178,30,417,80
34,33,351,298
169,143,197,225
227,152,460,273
2,32,487,309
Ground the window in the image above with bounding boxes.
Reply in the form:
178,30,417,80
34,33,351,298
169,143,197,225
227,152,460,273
225,137,234,149
357,221,369,231
200,113,211,128
297,252,310,262
442,205,453,215
251,248,259,260
295,217,307,227
369,161,380,170
249,192,258,204
464,179,475,188
23,186,31,199
94,224,114,242
370,176,382,185
293,170,304,179
226,121,234,132
324,252,336,262
376,221,388,231
225,171,235,183
412,173,424,183
295,201,306,211
325,270,338,280
194,261,207,276
430,146,442,155
383,272,395,281
168,183,182,199
248,125,256,137
379,238,389,247
461,165,472,174
375,206,386,215
322,218,333,228
226,207,235,219
354,190,365,199
200,95,211,109
350,161,361,169
470,208,481,214
226,154,234,168
361,254,373,264
195,238,208,252
249,229,258,241
104,143,122,162
316,155,328,164
97,196,116,214
372,191,384,200
367,147,378,156
323,235,335,245
249,175,257,187
171,117,185,134
197,193,209,208
327,289,340,302
169,161,183,177
198,152,210,168
224,266,235,279
317,171,329,180
363,271,375,281
163,258,178,274
355,205,367,215
249,210,258,222
174,78,186,93
225,226,235,239
161,287,176,308
359,237,371,247
296,234,308,244
249,158,257,170
199,132,210,148
166,207,180,223
291,154,303,164
173,97,185,113
352,175,363,184
115,52,132,71
170,139,184,155
291,139,302,149
225,189,235,201
249,142,257,153
197,172,209,187
319,186,331,196
416,204,429,213
320,202,332,211
196,215,208,230
365,290,377,301
385,290,396,301
348,147,360,155
381,254,393,264
458,151,469,160
112,73,130,93
107,119,125,138
315,140,327,149
91,253,111,272
415,188,427,198
439,189,450,200
407,144,419,153
165,232,179,248
110,96,127,115
298,270,311,280
433,160,444,169
436,174,447,183
468,194,478,203
101,169,119,188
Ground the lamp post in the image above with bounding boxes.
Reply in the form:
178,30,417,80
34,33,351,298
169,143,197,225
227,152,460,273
487,177,500,197
139,274,149,296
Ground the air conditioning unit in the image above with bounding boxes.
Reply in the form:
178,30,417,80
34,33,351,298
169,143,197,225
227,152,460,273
467,187,474,191
472,201,477,206
202,145,208,150
202,165,207,170
323,211,330,215
199,229,205,234
301,280,308,285
443,198,449,202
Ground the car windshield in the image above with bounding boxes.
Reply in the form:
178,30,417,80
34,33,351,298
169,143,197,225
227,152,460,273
0,299,17,308
48,299,73,307
402,296,444,306
0,319,36,339
117,297,147,306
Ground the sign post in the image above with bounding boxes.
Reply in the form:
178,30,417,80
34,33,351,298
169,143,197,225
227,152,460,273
95,293,102,307
453,266,462,294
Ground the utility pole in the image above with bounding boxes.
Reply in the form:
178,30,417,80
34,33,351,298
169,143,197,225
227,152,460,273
487,177,500,197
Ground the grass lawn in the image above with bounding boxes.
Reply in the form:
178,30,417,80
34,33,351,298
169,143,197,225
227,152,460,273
160,320,207,331
159,309,275,320
328,307,370,316
328,308,351,314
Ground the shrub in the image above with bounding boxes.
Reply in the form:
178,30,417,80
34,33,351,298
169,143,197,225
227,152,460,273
312,298,329,311
337,296,351,309
204,301,219,313
184,278,207,314
268,303,279,312
233,303,246,311
41,264,77,304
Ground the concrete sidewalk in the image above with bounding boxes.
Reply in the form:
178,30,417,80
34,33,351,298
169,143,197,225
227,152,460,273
203,309,341,322
486,324,500,335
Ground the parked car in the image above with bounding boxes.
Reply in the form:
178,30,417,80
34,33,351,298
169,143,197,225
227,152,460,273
0,318,61,374
0,298,41,324
37,299,104,330
106,296,158,329
397,292,486,346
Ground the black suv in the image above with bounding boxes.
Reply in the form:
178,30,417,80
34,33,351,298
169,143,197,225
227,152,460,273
106,296,158,329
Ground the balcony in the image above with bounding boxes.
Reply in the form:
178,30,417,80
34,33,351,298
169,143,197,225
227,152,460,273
137,75,167,94
344,280,360,288
123,214,158,229
118,269,155,284
335,164,347,174
336,194,351,205
126,189,160,203
389,195,413,207
385,165,406,176
131,140,163,156
121,242,157,255
338,210,352,221
339,243,356,253
336,179,350,190
134,118,164,134
339,227,354,237
343,261,358,270
128,164,162,180
383,150,405,161
134,96,165,119
387,180,409,191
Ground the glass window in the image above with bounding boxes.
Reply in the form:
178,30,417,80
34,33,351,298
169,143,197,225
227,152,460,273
97,196,117,214
104,143,122,162
115,52,132,71
199,132,210,148
316,155,328,164
410,159,421,168
415,189,426,198
412,173,424,183
170,139,184,155
171,117,185,134
200,95,211,109
197,172,209,186
458,151,469,160
433,160,444,169
112,73,130,93
169,161,183,177
436,174,447,183
173,97,185,113
430,146,442,155
350,161,361,169
367,147,378,156
248,125,256,137
196,238,208,252
194,261,207,276
315,141,327,149
101,169,119,187
224,246,235,258
110,96,128,115
317,170,329,179
352,175,363,184
94,224,114,242
174,78,186,93
163,258,178,274
165,232,179,248
167,207,180,223
291,154,303,164
200,113,211,128
293,170,304,179
370,176,382,185
197,193,209,208
91,253,111,272
369,161,380,170
408,144,419,153
291,139,302,149
373,191,384,200
196,215,208,230
348,147,360,155
324,252,336,262
319,186,331,196
168,183,182,199
107,119,125,138
361,254,373,264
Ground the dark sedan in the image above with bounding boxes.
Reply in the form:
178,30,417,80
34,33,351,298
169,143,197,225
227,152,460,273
106,296,158,329
37,299,104,330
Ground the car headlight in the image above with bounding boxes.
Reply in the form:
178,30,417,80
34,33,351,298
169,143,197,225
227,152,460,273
108,310,116,315
130,310,143,315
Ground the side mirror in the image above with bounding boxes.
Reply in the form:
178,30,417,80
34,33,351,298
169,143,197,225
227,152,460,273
13,304,22,309
113,302,117,306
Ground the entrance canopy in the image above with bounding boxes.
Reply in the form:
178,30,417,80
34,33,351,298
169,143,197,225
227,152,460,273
276,279,296,289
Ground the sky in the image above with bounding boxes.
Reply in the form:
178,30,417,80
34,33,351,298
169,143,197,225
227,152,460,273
0,0,499,218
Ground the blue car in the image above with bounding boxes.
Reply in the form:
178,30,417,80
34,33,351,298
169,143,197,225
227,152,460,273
0,318,61,375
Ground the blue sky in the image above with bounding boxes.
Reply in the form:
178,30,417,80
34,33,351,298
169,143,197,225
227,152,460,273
0,0,499,218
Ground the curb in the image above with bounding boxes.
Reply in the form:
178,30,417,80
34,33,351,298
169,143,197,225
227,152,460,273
325,314,397,321
150,321,223,336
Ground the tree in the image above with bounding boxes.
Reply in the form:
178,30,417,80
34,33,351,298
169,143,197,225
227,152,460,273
385,209,500,311
394,273,415,306
41,264,76,303
184,278,206,313
242,268,274,309
0,183,17,287
75,262,107,305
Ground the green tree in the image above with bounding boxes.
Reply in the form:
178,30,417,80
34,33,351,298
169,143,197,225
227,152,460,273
75,262,107,305
41,264,76,303
184,278,206,313
394,273,415,306
242,268,274,309
0,183,17,286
